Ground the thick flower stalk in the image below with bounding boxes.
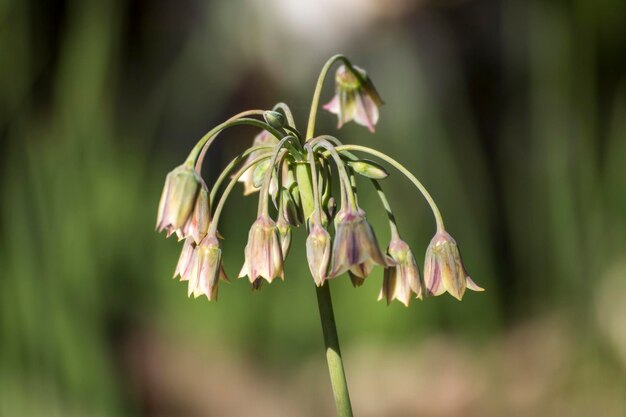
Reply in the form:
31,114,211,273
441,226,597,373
155,54,484,417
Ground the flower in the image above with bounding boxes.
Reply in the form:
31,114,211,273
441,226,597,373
236,130,278,195
306,219,331,286
378,238,422,306
175,235,228,301
176,183,210,244
423,231,484,300
187,235,228,300
239,214,284,283
323,65,384,133
328,206,386,279
156,164,204,237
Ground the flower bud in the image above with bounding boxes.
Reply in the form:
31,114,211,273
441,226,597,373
328,206,386,279
276,216,292,258
186,235,227,300
323,65,384,133
347,159,389,180
263,110,285,129
252,159,271,189
157,164,203,237
378,238,422,306
239,214,285,283
236,130,278,195
306,221,331,286
423,231,484,300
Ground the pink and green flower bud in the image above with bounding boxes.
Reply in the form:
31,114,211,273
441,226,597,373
323,65,384,133
156,164,203,237
276,216,292,258
239,214,284,283
176,183,210,244
378,238,422,306
187,235,227,301
423,231,484,300
236,130,278,195
328,206,386,279
306,220,331,286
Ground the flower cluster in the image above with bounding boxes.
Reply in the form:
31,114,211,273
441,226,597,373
156,55,483,305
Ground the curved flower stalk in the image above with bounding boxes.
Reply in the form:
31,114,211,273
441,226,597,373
155,54,484,417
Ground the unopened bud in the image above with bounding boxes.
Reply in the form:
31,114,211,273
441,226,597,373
347,159,388,180
263,111,285,129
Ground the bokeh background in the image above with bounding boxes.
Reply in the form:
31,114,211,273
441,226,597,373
2,0,626,416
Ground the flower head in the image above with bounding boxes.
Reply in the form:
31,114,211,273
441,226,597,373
423,231,484,300
378,238,422,306
306,219,331,286
156,164,204,237
323,65,384,133
239,214,284,283
328,206,386,279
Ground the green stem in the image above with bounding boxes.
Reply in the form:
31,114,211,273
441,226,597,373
335,144,445,232
311,139,356,210
296,154,354,417
187,117,283,165
306,54,353,139
315,284,354,417
257,136,297,216
209,145,274,207
371,180,400,239
195,110,265,172
208,154,271,236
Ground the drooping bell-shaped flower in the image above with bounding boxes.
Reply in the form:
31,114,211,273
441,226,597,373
423,231,484,300
239,214,284,283
328,206,386,279
306,217,331,286
378,237,422,306
323,65,384,133
156,164,204,237
176,183,210,244
186,234,228,300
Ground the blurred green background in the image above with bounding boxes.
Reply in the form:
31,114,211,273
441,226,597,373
2,0,626,416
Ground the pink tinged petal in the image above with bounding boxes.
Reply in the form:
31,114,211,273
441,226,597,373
466,276,484,292
174,239,196,280
353,94,378,133
323,95,341,115
426,259,445,296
